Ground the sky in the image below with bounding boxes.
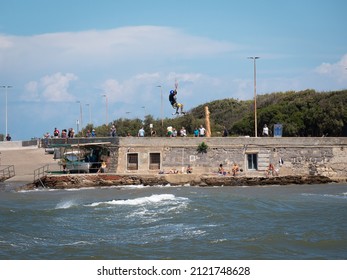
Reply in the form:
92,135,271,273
0,0,346,140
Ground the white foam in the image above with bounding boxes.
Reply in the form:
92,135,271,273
62,241,94,246
17,188,60,193
55,200,77,209
301,193,347,200
86,194,188,207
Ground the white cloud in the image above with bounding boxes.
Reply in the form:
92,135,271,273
100,71,223,107
41,72,77,101
25,72,77,102
315,54,347,83
1,25,237,106
24,81,39,101
1,26,346,140
0,35,12,49
0,26,235,75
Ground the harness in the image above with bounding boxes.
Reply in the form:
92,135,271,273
169,92,176,105
169,92,177,108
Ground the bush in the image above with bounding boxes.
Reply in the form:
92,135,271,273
197,142,208,153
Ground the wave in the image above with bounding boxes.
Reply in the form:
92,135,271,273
86,194,188,207
17,188,60,193
61,184,184,191
55,200,78,209
60,240,95,246
301,193,347,200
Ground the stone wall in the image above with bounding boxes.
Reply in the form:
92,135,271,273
0,140,38,150
116,137,347,178
41,136,347,178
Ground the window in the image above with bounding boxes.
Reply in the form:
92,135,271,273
247,153,258,170
149,153,161,170
127,153,138,170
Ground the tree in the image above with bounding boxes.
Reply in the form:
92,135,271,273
77,89,347,138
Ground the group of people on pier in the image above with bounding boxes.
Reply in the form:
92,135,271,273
218,163,241,176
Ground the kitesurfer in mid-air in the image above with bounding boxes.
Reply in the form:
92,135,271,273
169,89,185,115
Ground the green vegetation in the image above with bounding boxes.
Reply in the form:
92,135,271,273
79,89,347,137
197,142,209,153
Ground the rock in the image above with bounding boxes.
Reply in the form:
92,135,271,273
19,173,337,190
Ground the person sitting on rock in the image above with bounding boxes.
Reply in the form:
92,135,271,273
266,162,278,177
218,164,226,175
232,163,239,176
98,161,107,173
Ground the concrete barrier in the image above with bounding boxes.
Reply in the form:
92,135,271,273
0,140,38,150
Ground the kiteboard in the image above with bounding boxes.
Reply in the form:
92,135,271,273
172,111,186,115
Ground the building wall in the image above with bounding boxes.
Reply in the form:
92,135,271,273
116,137,347,178
41,136,347,178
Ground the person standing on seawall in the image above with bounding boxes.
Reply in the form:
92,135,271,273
262,124,269,137
138,127,145,137
222,126,228,137
199,125,206,137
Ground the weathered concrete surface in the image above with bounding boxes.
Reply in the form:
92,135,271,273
0,147,59,182
2,137,347,189
115,136,347,177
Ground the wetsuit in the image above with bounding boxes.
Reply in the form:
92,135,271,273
169,90,184,114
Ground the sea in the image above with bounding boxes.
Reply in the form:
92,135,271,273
0,182,346,260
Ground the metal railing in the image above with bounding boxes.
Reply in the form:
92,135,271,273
34,164,50,187
0,165,15,181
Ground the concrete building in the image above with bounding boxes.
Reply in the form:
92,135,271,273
37,136,347,179
2,137,346,184
115,137,347,178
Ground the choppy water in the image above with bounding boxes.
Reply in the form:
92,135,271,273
0,183,346,259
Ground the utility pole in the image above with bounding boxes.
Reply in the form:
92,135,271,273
1,85,12,137
247,57,260,137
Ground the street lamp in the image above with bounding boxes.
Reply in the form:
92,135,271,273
76,100,83,133
101,94,108,125
247,56,260,137
157,85,163,127
1,85,12,137
141,106,146,121
85,103,92,125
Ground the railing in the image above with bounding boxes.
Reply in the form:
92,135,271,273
41,137,119,148
0,165,15,181
34,164,50,187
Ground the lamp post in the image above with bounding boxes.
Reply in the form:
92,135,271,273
101,94,108,125
247,56,260,137
85,103,92,125
76,100,83,133
1,85,12,137
141,106,146,122
157,85,163,127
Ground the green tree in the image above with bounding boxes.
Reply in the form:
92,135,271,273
79,89,347,138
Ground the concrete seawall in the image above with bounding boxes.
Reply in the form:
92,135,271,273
40,136,347,178
1,137,347,189
0,146,58,183
115,136,347,178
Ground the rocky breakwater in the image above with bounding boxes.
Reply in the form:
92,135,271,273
20,173,338,190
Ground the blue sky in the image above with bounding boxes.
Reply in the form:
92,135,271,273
1,0,346,140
